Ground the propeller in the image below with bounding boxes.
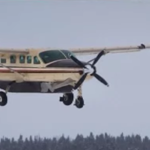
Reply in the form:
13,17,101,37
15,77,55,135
70,50,109,90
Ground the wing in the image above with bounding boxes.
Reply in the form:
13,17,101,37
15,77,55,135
70,44,150,56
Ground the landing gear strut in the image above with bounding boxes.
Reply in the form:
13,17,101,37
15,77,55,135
74,86,84,108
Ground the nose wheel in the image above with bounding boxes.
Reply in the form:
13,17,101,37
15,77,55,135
74,96,84,108
74,86,84,108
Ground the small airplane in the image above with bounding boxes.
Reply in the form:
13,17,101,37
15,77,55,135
0,43,149,109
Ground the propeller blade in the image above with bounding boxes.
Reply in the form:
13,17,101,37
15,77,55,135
70,55,87,68
74,73,88,89
94,73,109,87
92,50,105,66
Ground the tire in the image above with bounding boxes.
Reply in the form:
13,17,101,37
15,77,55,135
75,96,84,108
0,91,8,106
62,93,74,106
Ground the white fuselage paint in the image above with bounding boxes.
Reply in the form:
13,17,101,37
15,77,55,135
0,67,93,82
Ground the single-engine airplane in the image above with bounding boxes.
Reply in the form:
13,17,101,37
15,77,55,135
0,43,149,108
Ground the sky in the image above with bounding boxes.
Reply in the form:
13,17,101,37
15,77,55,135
0,0,150,140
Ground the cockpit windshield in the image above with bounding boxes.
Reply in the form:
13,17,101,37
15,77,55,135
39,50,75,64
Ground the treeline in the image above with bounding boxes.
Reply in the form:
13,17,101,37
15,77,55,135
0,133,150,150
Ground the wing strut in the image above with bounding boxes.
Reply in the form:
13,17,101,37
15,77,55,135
0,63,24,83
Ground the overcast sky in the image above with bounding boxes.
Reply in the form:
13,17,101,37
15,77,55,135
0,0,150,140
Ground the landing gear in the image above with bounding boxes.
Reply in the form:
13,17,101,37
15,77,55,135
60,93,74,106
74,96,84,109
0,91,8,106
60,86,85,109
74,86,84,108
0,81,15,107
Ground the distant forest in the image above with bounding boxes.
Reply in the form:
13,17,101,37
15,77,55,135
0,133,150,150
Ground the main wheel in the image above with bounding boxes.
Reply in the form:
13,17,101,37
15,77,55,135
74,96,84,109
0,91,8,106
60,93,74,106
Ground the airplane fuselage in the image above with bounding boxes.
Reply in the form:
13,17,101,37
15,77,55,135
0,49,92,93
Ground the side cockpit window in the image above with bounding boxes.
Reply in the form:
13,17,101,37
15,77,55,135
34,56,40,64
10,55,16,63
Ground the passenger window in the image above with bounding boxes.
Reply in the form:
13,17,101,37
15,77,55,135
34,56,40,64
27,56,32,64
1,58,6,63
10,55,16,63
19,55,25,63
